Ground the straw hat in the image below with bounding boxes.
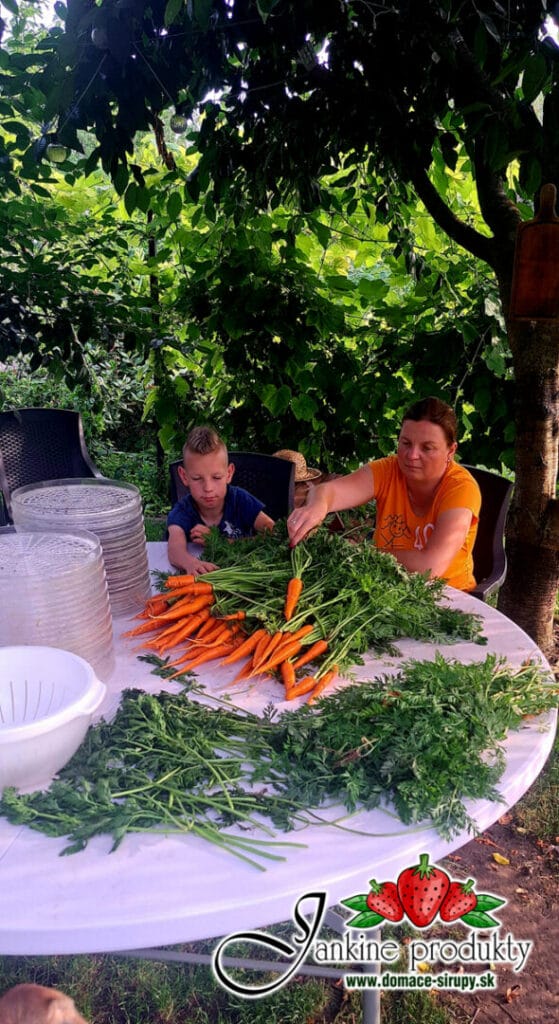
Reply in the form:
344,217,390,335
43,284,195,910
273,449,322,482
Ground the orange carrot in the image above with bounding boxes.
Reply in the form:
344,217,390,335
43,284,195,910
249,638,303,677
167,581,214,596
164,575,196,588
280,660,296,691
168,643,236,676
230,658,257,683
123,618,163,638
252,629,285,669
251,630,273,668
134,595,171,619
292,639,329,670
220,628,267,666
284,577,303,621
307,665,339,704
285,675,318,700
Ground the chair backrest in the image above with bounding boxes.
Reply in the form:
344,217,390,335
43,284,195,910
169,451,296,523
0,408,103,524
463,464,514,601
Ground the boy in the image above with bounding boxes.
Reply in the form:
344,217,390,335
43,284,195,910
167,426,274,575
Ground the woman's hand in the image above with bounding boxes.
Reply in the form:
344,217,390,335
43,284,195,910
287,490,329,546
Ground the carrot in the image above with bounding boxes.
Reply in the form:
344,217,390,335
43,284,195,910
146,608,213,653
251,630,273,668
219,611,247,621
280,660,296,692
307,665,339,704
123,618,163,638
134,595,170,619
284,577,303,621
285,674,318,700
292,639,329,670
230,658,257,683
152,593,215,621
168,643,236,676
220,628,267,666
252,629,285,669
167,581,214,596
249,638,304,677
164,575,196,588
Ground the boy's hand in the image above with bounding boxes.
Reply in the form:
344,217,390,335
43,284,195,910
189,524,212,544
188,556,218,575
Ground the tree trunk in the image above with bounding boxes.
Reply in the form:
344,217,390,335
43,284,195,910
497,317,559,655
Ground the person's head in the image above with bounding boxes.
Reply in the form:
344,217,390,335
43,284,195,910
397,397,458,488
178,426,234,514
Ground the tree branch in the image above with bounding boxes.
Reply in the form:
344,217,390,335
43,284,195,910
408,164,495,265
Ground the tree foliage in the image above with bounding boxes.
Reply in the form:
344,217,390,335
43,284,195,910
4,1,559,647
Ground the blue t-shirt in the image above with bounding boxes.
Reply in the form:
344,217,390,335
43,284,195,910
167,485,265,541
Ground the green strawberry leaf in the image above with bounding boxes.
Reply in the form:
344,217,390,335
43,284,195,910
345,910,385,929
474,893,507,912
460,909,501,929
340,894,369,912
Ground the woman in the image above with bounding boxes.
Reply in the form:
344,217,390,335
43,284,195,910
287,397,481,591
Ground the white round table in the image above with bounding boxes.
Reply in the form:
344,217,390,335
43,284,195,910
0,543,555,955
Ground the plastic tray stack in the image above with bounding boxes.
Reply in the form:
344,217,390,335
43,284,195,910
11,478,151,617
0,531,115,681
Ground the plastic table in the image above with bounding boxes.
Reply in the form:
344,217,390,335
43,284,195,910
0,543,556,959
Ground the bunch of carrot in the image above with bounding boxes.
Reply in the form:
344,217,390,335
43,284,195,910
123,557,338,702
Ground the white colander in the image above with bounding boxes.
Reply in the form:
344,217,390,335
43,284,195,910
0,646,106,791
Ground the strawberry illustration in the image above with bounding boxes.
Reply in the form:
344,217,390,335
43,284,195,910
439,878,477,922
397,853,450,927
366,880,404,922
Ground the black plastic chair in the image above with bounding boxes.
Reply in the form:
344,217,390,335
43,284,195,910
0,408,104,525
169,451,295,523
463,464,514,601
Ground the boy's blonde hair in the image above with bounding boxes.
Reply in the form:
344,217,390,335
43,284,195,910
182,426,228,461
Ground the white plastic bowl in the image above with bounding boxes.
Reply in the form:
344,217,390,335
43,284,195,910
0,646,106,792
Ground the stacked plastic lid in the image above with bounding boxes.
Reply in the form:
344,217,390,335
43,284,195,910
0,530,115,681
11,478,151,617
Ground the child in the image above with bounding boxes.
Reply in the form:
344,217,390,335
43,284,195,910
167,426,275,575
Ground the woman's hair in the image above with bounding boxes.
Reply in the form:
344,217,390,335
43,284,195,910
401,397,458,446
182,425,227,460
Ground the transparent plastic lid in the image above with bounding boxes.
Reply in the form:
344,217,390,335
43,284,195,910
11,478,142,527
0,530,103,579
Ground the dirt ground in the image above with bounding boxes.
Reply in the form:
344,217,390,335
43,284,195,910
432,630,559,1024
436,820,559,1023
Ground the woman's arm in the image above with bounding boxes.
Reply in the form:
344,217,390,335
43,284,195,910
380,507,473,578
287,464,375,545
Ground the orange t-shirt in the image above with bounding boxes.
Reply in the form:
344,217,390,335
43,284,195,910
368,456,481,591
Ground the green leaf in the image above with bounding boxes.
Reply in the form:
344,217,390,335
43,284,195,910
291,393,318,421
340,893,369,912
521,53,550,103
1,0,18,14
256,0,281,23
345,910,385,929
124,183,137,216
474,893,506,913
167,191,183,220
113,164,129,196
357,278,390,301
460,909,501,929
164,0,183,28
260,383,292,415
309,218,331,249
